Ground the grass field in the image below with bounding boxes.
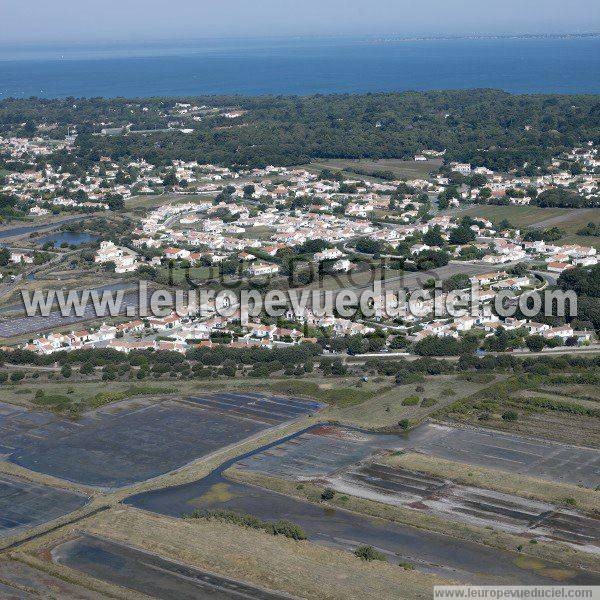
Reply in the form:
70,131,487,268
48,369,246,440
0,380,175,415
124,192,216,212
462,205,600,248
443,378,600,447
306,158,440,181
70,506,447,599
463,205,572,227
0,374,392,413
326,375,496,428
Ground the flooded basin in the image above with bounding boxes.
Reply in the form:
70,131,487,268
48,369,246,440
125,425,600,585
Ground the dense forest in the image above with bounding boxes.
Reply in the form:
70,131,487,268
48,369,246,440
1,90,599,172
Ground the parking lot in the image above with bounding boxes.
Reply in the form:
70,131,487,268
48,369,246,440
0,474,87,539
0,291,141,338
0,393,320,488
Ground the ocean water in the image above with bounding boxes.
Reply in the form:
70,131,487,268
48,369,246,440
0,36,599,99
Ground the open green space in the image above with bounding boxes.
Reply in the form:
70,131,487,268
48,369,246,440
442,375,600,447
306,158,439,180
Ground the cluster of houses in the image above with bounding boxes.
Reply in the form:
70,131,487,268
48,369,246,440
95,241,142,273
21,310,320,356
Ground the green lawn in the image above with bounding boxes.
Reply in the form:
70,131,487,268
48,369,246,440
305,158,439,181
463,205,600,248
462,205,571,227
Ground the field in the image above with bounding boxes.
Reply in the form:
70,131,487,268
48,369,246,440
0,474,87,539
462,205,600,248
306,158,441,180
235,424,401,479
128,464,594,584
443,376,600,447
325,374,490,428
53,533,289,600
124,192,215,212
0,558,102,599
0,376,391,414
227,468,600,576
227,422,600,552
58,506,449,599
402,422,600,489
381,452,600,516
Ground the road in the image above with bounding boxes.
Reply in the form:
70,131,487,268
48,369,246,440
0,217,82,240
0,249,77,303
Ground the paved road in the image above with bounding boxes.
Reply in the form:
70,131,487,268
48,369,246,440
0,217,82,240
0,250,74,303
53,534,291,600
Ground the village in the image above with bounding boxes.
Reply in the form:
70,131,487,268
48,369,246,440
0,125,598,357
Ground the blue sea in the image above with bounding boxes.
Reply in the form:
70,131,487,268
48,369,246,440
0,36,599,99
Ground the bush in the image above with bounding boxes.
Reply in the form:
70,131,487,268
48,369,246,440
187,509,307,541
395,370,424,385
398,418,411,430
401,395,420,406
321,488,336,500
501,410,519,421
525,335,545,353
270,520,308,541
421,397,437,407
10,372,25,382
354,545,387,562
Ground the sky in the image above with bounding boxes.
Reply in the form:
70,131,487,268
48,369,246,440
2,0,599,45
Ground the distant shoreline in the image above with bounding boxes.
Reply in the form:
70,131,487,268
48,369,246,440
372,32,600,43
0,31,598,54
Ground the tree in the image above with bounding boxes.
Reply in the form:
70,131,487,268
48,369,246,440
0,247,9,267
347,336,368,355
80,362,95,375
534,188,596,208
469,173,488,188
423,226,445,247
437,196,450,210
525,335,545,353
414,336,461,356
60,364,72,378
162,170,177,186
449,225,476,245
355,237,384,256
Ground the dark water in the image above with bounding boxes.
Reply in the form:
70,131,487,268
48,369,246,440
1,37,599,98
37,231,98,248
0,217,80,239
